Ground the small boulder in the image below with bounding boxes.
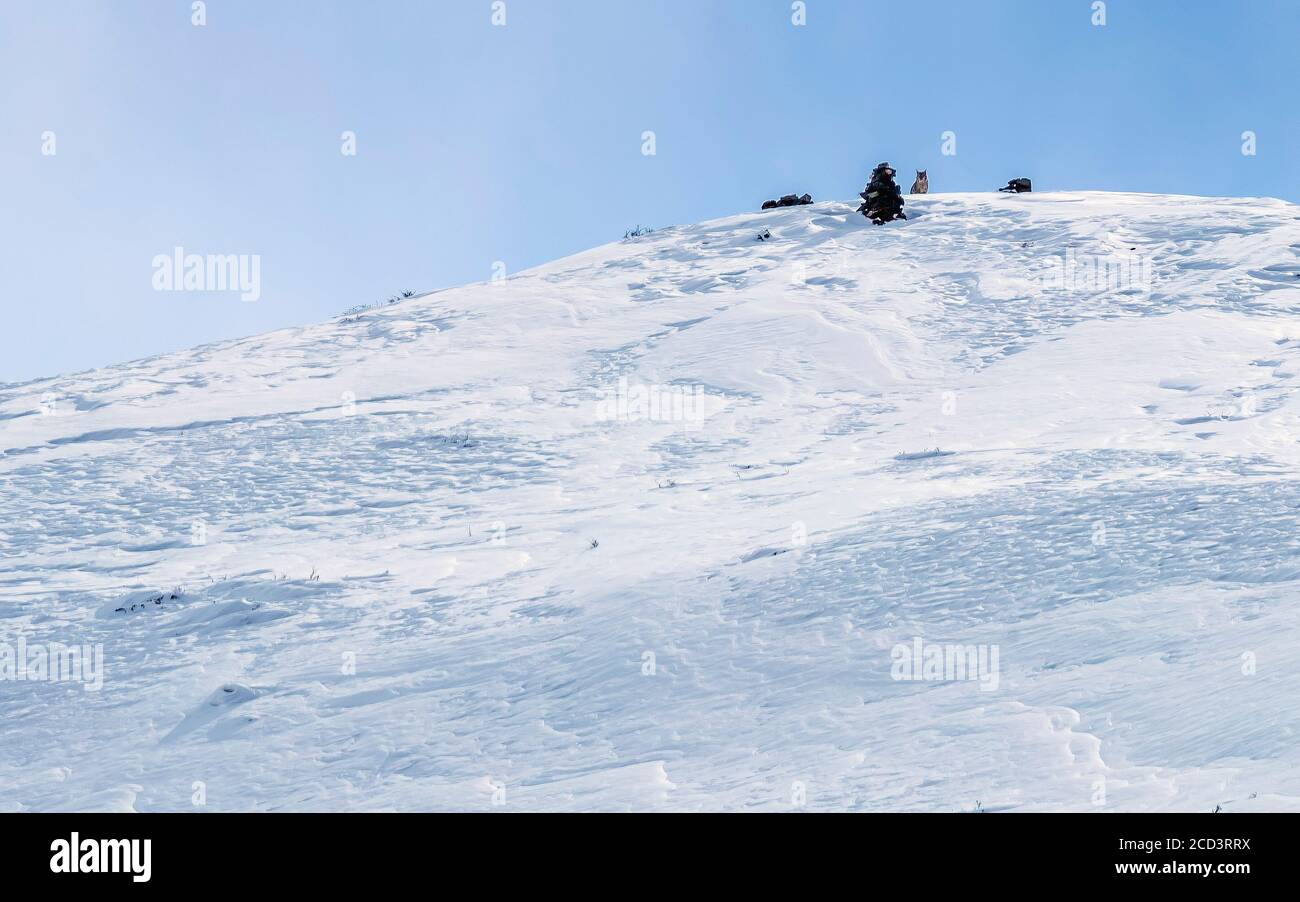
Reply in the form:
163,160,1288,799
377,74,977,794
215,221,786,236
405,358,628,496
761,193,814,210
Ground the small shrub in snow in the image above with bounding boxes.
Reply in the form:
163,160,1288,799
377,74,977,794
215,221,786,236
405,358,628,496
859,162,906,224
338,289,418,321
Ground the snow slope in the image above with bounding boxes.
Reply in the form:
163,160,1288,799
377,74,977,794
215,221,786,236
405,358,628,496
4,191,1300,811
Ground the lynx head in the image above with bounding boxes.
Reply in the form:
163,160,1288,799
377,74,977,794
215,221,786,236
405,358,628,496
916,170,927,179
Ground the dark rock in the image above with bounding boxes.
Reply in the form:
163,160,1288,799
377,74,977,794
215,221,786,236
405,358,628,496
762,193,814,211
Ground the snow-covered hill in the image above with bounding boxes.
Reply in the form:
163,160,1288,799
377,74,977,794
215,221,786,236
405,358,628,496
4,192,1300,811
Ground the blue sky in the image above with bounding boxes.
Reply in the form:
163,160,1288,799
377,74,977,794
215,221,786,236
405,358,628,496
2,0,1297,383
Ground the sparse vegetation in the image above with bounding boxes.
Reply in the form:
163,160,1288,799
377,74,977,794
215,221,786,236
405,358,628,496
895,448,956,462
338,289,419,323
112,588,182,615
623,225,654,239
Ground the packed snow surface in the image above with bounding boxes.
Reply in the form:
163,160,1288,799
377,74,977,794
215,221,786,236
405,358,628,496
4,192,1300,811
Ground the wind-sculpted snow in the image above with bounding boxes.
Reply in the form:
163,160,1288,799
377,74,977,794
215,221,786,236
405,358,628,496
3,193,1300,811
